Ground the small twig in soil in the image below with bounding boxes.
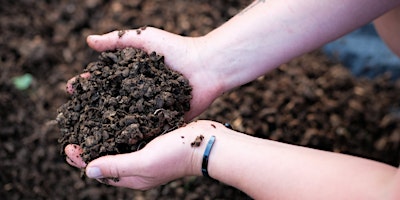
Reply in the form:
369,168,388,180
160,125,178,135
136,141,147,151
153,108,165,115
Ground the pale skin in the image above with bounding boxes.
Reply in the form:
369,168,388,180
65,0,400,199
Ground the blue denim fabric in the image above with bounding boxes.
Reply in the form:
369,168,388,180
323,24,400,79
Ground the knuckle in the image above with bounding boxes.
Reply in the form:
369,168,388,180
107,164,121,178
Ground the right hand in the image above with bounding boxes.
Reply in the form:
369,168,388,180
65,120,222,190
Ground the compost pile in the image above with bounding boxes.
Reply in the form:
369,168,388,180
57,48,191,162
1,0,400,200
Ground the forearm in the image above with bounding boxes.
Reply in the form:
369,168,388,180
189,121,397,199
202,0,400,92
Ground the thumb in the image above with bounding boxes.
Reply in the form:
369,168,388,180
85,152,145,179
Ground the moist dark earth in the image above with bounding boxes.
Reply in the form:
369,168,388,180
57,48,191,163
1,1,400,200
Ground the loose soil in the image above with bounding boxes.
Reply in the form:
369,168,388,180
1,1,399,200
57,48,191,163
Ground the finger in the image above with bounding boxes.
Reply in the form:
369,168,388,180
86,27,176,53
96,176,155,190
85,152,145,179
65,156,80,168
65,144,87,168
66,73,90,94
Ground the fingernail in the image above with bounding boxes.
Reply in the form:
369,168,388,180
86,167,103,178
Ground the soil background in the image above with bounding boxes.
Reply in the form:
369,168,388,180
1,1,399,200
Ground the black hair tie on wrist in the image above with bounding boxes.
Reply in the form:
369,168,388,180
202,135,216,178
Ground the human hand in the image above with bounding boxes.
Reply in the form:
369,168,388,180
63,28,228,188
65,120,219,190
75,27,224,120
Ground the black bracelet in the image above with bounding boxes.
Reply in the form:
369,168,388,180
202,135,216,178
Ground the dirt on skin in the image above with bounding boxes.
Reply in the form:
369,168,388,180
56,47,192,163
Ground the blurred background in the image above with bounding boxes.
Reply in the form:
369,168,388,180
1,1,399,199
324,23,400,78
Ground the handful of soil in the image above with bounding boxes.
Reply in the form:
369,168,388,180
57,48,192,163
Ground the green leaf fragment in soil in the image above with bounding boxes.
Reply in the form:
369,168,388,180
12,73,33,90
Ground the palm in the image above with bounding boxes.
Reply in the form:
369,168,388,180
65,28,224,186
64,121,212,190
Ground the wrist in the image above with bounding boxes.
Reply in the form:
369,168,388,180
180,120,225,177
196,34,231,93
201,28,269,93
180,37,225,120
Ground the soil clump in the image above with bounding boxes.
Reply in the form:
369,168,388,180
56,48,192,163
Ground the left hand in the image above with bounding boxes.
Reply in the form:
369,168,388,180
83,28,224,120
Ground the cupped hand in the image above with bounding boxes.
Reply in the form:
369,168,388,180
65,120,218,190
82,27,223,120
64,28,226,188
